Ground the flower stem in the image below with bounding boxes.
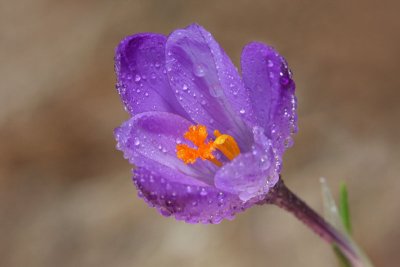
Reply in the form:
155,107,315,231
264,179,362,267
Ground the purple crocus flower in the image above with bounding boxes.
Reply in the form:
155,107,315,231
114,23,297,224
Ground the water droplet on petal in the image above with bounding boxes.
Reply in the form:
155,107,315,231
280,76,290,86
200,188,208,196
284,137,294,148
182,84,188,91
134,138,140,146
239,108,246,114
209,84,224,98
194,63,206,77
134,74,141,82
259,155,271,170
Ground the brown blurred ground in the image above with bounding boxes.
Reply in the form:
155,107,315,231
1,0,399,266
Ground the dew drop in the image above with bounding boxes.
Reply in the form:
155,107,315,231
134,138,140,146
209,84,224,98
134,74,141,82
193,63,206,77
280,76,291,87
239,108,246,114
284,137,294,148
160,209,172,216
259,155,271,170
267,59,274,67
200,188,208,196
182,84,188,91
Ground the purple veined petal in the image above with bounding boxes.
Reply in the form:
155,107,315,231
241,42,297,157
214,126,280,202
133,167,254,224
165,24,253,149
114,111,217,185
115,33,189,118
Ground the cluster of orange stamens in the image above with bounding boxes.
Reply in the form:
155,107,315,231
176,125,240,167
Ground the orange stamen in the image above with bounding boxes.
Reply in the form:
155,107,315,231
213,130,241,161
176,124,240,167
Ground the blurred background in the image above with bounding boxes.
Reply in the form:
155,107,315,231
1,0,399,266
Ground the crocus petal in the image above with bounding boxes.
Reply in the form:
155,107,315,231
115,33,188,117
214,126,279,201
165,24,253,148
114,111,216,185
133,167,253,224
241,42,297,156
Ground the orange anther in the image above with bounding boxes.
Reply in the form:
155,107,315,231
176,125,240,167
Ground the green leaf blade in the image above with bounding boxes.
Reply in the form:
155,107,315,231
339,183,352,234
